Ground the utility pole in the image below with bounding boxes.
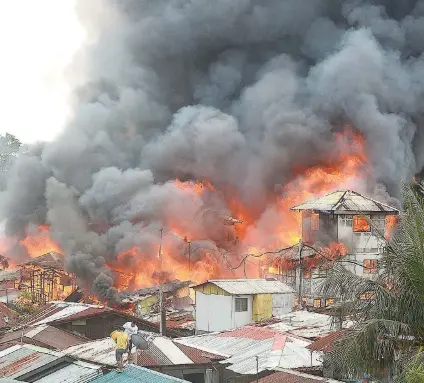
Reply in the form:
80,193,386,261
188,241,191,273
256,355,259,383
158,228,165,336
297,239,303,310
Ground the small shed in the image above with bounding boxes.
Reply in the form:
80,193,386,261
193,279,294,332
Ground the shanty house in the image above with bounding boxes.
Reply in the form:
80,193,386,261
193,279,294,333
18,252,76,304
288,190,399,307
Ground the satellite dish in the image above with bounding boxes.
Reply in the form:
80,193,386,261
131,334,149,350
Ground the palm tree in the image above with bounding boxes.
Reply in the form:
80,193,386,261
320,184,424,382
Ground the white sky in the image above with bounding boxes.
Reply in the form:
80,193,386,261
0,0,85,143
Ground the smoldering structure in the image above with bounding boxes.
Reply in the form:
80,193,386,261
2,0,424,300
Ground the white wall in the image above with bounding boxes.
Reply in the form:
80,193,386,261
195,292,255,332
195,291,233,332
272,293,294,315
233,295,253,329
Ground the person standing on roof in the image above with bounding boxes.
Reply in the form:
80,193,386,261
123,321,138,357
111,326,129,373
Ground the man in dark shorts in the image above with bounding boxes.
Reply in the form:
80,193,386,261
111,327,129,372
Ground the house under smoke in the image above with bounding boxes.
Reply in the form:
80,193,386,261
272,190,399,307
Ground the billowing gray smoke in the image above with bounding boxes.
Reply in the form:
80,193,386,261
2,0,424,299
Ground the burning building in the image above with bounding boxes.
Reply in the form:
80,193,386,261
18,252,77,304
1,1,424,303
271,190,399,307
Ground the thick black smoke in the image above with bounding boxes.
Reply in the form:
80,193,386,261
2,0,424,299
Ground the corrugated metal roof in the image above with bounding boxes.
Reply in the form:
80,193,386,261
174,325,320,375
64,330,222,368
33,362,102,383
196,279,294,295
0,345,58,379
252,369,343,383
63,338,117,366
90,365,190,382
0,344,102,382
291,190,399,213
307,330,349,353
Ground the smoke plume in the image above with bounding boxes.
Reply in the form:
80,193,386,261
3,0,424,299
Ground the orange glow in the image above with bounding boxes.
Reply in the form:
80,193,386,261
353,216,371,233
173,179,215,196
7,126,376,293
20,225,63,257
385,215,398,240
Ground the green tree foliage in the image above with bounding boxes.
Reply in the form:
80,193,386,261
321,184,424,382
0,132,21,190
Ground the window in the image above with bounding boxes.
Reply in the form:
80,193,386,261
353,215,370,232
235,298,248,312
325,298,335,307
313,299,322,308
363,259,378,274
311,213,320,231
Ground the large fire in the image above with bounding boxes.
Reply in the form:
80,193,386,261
1,126,392,294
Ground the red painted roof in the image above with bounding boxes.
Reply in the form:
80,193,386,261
307,330,348,353
217,326,280,340
0,325,88,350
174,343,223,364
252,371,331,383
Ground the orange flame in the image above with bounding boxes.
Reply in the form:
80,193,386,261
20,225,63,257
5,125,397,294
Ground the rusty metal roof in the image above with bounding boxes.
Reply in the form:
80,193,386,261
291,190,399,214
195,279,294,295
307,330,349,353
21,252,65,269
0,344,102,382
0,325,88,350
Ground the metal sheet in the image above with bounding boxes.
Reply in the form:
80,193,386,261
203,279,294,295
291,190,399,213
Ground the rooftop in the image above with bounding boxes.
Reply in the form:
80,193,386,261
63,331,223,367
194,279,294,295
0,344,102,382
174,325,320,375
307,330,349,353
0,324,89,350
267,311,350,339
17,302,186,337
291,190,399,214
90,365,190,383
21,252,65,269
251,369,342,383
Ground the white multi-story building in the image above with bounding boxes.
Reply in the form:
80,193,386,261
269,190,399,308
